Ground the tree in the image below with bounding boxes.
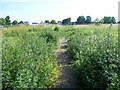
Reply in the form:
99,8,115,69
94,18,100,25
103,16,112,24
0,18,6,25
50,20,56,24
77,16,85,24
45,20,49,23
111,17,116,24
5,16,11,25
62,17,71,25
99,18,104,24
18,21,23,24
85,16,92,24
12,20,18,25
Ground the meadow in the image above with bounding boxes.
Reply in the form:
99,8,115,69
1,24,120,89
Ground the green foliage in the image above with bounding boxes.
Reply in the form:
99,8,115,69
62,17,71,25
12,20,18,25
5,16,11,25
50,20,56,24
85,16,92,24
103,16,116,24
94,18,103,25
54,27,59,31
94,18,100,25
99,18,104,24
2,26,59,88
0,18,6,25
76,16,85,24
41,28,59,44
67,26,119,89
111,17,116,24
18,21,23,24
45,20,49,23
104,16,112,24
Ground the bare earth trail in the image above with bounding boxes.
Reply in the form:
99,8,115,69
54,38,80,88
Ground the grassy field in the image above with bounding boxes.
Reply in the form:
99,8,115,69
1,24,120,89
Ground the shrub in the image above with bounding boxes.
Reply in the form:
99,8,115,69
67,27,119,89
2,26,59,88
54,27,59,31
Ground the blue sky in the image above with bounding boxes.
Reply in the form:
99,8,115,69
0,0,119,23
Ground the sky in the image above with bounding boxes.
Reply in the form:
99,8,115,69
0,0,119,23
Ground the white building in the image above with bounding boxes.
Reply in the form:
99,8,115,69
57,21,62,25
23,21,32,25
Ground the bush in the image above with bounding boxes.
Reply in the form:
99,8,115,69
2,26,59,88
54,27,59,31
67,27,119,89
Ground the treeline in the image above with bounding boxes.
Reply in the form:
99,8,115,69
0,16,23,26
0,15,117,26
45,16,117,25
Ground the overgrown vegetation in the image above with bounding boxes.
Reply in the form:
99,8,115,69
1,24,119,89
2,25,60,88
67,25,119,89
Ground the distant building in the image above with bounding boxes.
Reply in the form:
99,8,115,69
23,21,32,25
32,22,39,25
57,21,62,25
71,22,76,25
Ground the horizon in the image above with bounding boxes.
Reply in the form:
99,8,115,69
0,0,119,23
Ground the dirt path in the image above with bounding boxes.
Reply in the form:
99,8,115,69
54,38,80,88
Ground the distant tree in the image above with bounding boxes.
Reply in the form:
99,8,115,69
85,16,92,24
62,17,71,25
77,16,85,24
50,20,56,24
45,20,49,23
62,19,66,25
18,21,23,24
99,18,104,24
111,17,116,24
12,20,18,25
5,16,11,25
0,18,6,25
103,16,112,24
94,18,100,25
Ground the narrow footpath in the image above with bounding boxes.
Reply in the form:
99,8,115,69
54,38,80,88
